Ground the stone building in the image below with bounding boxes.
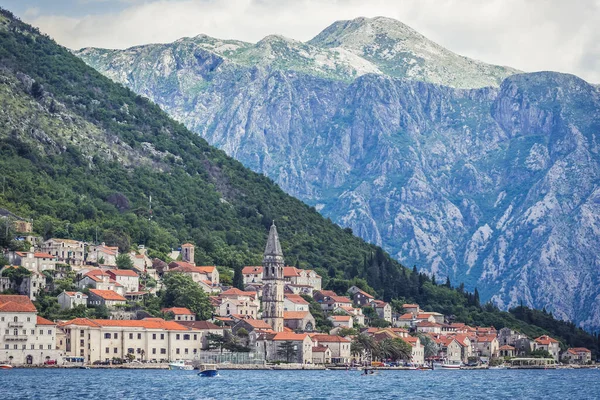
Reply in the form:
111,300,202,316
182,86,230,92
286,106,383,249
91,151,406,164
261,223,285,332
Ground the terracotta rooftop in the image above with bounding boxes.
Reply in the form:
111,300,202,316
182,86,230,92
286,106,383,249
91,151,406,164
37,316,55,325
311,334,350,343
107,269,139,277
162,307,194,315
0,295,37,312
272,332,309,341
89,289,126,301
61,317,193,331
284,294,309,305
242,266,263,274
179,321,221,330
535,335,559,345
329,315,351,322
284,311,310,320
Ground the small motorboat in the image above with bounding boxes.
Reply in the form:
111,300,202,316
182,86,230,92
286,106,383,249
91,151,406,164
0,364,13,369
198,364,218,377
440,363,462,369
168,360,194,371
489,365,506,370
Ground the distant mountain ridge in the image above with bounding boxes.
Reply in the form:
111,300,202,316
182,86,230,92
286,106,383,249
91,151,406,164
74,16,600,331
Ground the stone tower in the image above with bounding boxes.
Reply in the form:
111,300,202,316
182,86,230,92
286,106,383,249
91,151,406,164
181,243,195,265
262,222,285,332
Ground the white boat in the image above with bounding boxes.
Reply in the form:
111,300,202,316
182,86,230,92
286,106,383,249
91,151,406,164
0,364,13,370
440,363,462,369
168,360,194,370
489,365,506,370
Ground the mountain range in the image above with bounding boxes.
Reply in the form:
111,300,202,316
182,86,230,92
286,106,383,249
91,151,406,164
71,16,600,331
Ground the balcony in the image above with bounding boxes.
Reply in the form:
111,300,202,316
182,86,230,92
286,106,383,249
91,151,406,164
8,322,24,328
4,335,28,341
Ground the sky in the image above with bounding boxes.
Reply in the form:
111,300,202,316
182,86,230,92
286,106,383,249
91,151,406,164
2,0,600,83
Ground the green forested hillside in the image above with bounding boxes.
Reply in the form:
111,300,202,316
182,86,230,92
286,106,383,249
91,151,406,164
0,9,597,356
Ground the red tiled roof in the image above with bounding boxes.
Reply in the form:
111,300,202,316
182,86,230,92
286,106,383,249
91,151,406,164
403,304,419,308
284,311,310,320
242,266,263,274
89,289,126,301
499,345,515,350
328,296,352,303
242,319,273,329
398,313,414,320
181,243,194,247
283,267,300,277
416,321,441,327
34,252,56,259
162,307,193,315
285,294,309,305
568,347,591,353
179,321,221,330
272,332,309,341
37,316,55,325
0,295,37,312
221,288,255,297
62,317,192,330
354,289,374,298
312,346,330,353
329,315,351,322
64,291,88,298
535,335,559,345
107,269,138,277
311,334,350,343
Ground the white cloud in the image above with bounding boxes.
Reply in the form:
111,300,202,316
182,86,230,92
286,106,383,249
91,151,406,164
23,0,600,83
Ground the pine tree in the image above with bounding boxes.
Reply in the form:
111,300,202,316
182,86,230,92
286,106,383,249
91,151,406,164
474,288,481,308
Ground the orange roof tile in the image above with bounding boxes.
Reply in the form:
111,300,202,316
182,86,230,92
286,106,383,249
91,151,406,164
535,335,559,345
285,294,309,304
37,316,55,325
0,295,37,312
284,311,310,320
162,307,193,315
107,269,139,277
34,252,56,259
311,334,350,343
89,289,126,301
329,315,351,322
272,332,309,341
61,317,192,330
242,266,263,274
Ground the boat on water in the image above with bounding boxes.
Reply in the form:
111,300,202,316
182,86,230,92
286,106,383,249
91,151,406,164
0,364,13,370
440,363,462,370
168,360,194,371
198,364,218,377
489,365,506,370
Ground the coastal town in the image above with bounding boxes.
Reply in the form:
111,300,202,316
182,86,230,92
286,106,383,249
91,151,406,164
0,217,594,370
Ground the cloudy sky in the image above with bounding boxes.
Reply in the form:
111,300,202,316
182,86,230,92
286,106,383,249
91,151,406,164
3,0,600,83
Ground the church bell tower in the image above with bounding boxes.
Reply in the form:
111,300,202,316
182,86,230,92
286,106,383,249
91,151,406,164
262,222,285,332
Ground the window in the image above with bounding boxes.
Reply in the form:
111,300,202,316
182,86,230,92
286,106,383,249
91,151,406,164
160,334,164,340
80,340,84,346
106,348,110,354
31,345,34,350
80,330,84,336
183,334,190,341
14,316,18,322
104,333,111,339
152,348,156,354
176,334,180,340
193,334,197,340
31,330,35,335
27,317,31,322
128,348,134,354
14,345,17,350
22,344,26,350
22,329,26,335
39,345,43,349
176,348,180,354
48,345,52,349
48,330,52,335
137,333,141,340
1,317,3,321
152,334,156,340
160,348,166,354
129,333,133,339
184,348,188,354
114,348,118,353
39,329,43,335
4,344,8,349
4,329,8,335
114,333,118,339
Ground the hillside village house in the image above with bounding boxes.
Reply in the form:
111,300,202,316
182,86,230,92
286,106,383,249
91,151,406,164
284,294,310,312
283,311,316,332
256,332,314,364
474,335,500,358
404,336,425,365
78,270,126,295
167,262,220,287
106,269,139,293
402,304,421,316
562,348,592,364
42,238,85,266
333,306,365,326
328,315,353,329
87,243,119,266
371,300,392,323
416,321,442,334
59,318,203,363
161,307,196,322
128,248,153,274
58,291,88,310
0,267,45,300
0,295,62,365
312,346,332,364
87,289,127,309
214,288,260,318
498,345,516,357
534,335,560,361
242,266,263,285
7,250,57,272
320,295,353,312
348,286,374,306
310,334,351,364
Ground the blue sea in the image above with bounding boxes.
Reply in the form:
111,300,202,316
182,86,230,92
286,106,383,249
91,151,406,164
1,368,599,399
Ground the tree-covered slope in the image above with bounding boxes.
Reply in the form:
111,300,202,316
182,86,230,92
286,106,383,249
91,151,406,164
0,9,598,355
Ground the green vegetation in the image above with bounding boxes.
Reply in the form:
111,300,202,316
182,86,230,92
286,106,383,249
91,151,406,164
276,341,299,363
0,8,597,357
161,273,213,320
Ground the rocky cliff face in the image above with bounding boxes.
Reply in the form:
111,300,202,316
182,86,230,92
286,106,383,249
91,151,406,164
75,17,600,330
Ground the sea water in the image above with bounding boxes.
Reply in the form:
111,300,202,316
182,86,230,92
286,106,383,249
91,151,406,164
1,368,599,399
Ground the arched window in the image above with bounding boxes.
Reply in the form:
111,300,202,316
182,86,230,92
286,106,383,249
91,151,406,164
13,316,18,322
